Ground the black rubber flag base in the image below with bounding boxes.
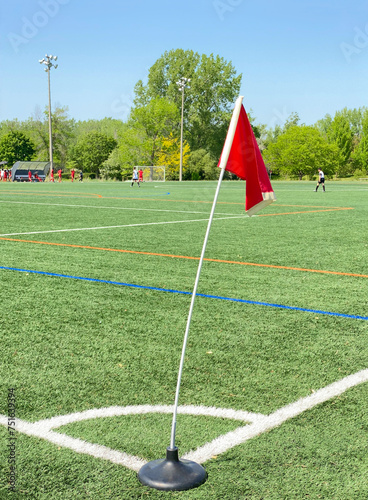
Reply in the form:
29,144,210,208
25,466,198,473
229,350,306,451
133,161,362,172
138,446,207,491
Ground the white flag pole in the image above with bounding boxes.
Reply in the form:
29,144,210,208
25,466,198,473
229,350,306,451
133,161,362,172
169,96,244,450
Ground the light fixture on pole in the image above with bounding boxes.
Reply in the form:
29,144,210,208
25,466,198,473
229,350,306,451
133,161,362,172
176,77,190,182
39,54,58,179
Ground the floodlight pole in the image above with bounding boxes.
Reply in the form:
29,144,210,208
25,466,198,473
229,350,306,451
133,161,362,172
39,54,58,178
179,88,184,182
176,77,190,182
47,69,53,174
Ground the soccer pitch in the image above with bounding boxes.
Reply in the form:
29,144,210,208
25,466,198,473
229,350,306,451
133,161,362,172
1,180,367,499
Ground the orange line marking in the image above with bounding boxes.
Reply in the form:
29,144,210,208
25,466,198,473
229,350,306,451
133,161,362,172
1,237,366,279
100,200,354,215
0,191,354,213
258,207,354,217
275,203,343,208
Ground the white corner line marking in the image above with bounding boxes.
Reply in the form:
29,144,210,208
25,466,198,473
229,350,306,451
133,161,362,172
0,200,239,217
1,369,367,471
0,215,248,237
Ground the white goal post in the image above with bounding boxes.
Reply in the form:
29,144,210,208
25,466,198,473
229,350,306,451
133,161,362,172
135,166,166,182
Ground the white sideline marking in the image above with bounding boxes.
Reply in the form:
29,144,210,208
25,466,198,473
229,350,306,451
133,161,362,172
184,368,368,463
0,215,248,237
0,200,239,217
1,369,367,471
10,419,147,471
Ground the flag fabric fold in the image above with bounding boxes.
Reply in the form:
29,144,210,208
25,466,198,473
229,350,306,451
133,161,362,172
218,102,276,216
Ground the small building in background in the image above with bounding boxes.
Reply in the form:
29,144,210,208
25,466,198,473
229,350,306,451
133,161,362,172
11,161,51,182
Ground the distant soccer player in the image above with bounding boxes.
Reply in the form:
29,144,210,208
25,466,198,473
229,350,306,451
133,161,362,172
58,169,62,182
138,168,144,183
28,170,32,182
71,168,75,182
131,167,140,187
50,168,55,182
315,169,325,192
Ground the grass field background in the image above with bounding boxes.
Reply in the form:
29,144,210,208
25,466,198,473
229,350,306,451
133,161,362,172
0,179,367,499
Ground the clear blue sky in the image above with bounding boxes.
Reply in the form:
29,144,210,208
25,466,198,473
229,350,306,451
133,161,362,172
1,0,367,128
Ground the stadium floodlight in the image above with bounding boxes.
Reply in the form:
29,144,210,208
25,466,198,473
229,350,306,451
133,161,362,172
176,77,190,182
39,54,58,178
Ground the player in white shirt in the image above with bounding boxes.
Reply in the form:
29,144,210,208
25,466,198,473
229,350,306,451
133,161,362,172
315,168,325,192
131,167,140,187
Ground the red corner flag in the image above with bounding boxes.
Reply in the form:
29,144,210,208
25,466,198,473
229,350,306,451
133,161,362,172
218,98,276,216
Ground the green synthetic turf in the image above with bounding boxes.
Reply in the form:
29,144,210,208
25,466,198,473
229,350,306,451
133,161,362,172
59,413,245,462
0,180,367,498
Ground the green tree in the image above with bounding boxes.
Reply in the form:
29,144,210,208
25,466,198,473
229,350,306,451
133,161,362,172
315,113,333,135
71,132,117,176
0,119,23,139
262,112,300,150
74,117,125,141
187,149,217,180
118,97,179,169
351,109,368,172
0,130,36,166
134,49,242,159
28,106,75,167
263,123,283,149
328,113,354,176
340,107,366,137
100,148,124,181
283,112,300,131
315,109,364,137
131,97,179,164
117,125,150,172
264,126,341,179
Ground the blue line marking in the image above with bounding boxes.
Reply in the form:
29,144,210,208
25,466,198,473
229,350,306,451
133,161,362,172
1,265,367,321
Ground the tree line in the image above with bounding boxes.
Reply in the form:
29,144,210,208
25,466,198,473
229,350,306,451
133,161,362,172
262,109,368,180
1,48,367,181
